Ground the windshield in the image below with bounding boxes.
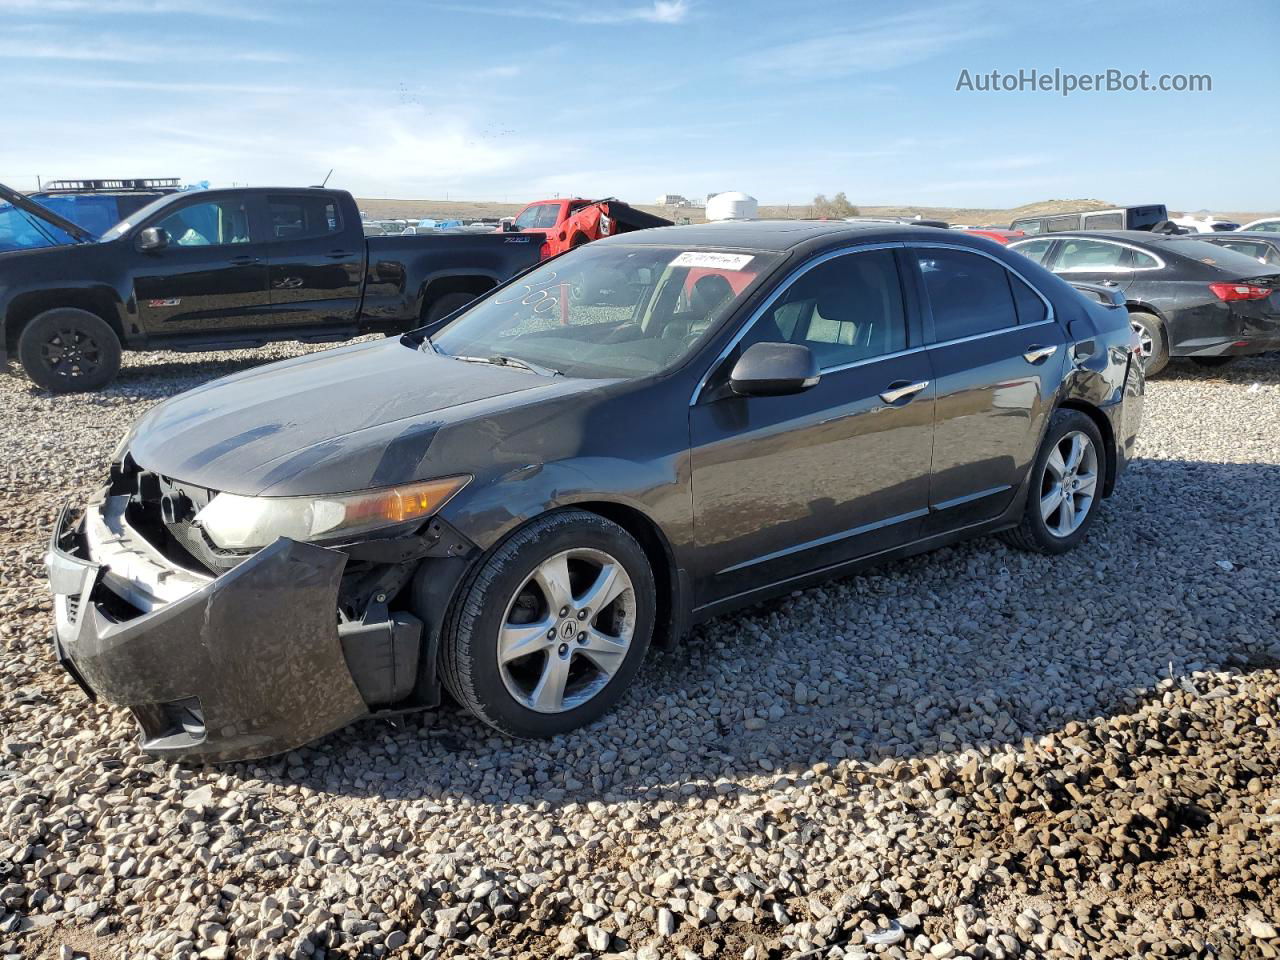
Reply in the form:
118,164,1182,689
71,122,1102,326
99,192,183,241
513,203,562,229
430,243,781,378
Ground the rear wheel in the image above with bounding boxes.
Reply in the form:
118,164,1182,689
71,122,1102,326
1128,310,1168,377
1191,356,1236,369
441,510,655,737
424,291,477,325
1000,409,1106,555
17,308,122,393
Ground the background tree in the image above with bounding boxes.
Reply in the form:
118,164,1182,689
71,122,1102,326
809,192,860,219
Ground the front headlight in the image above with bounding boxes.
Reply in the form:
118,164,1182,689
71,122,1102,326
193,476,470,550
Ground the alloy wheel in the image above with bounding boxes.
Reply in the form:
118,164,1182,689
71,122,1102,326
1040,430,1099,538
1130,319,1154,363
498,548,636,714
40,327,103,381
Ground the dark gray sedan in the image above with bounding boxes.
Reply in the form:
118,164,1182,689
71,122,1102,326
48,221,1144,761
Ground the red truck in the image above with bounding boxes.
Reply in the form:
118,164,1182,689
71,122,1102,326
503,197,672,259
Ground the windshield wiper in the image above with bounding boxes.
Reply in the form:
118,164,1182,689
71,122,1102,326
450,354,563,377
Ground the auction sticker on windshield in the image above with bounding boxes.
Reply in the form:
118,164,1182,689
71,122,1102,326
670,251,754,270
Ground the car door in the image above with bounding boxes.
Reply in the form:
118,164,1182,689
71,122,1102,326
909,244,1066,532
689,245,936,606
132,195,270,337
263,193,363,330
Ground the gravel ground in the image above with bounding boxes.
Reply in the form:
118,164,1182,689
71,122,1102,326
1,346,1278,960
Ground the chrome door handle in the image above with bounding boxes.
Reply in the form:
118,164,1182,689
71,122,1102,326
1023,345,1058,364
879,380,929,403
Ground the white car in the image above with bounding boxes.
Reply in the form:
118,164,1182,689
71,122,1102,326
1171,215,1240,233
1238,218,1280,233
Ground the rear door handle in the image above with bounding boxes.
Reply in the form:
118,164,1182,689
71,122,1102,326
879,380,929,404
326,250,356,259
228,255,261,266
1023,345,1058,364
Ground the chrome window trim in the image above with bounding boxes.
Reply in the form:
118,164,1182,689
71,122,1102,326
927,318,1055,350
688,241,905,406
1011,235,1166,272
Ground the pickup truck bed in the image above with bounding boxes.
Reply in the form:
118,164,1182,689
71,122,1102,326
0,185,543,391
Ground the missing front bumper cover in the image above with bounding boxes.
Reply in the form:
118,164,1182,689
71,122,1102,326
46,501,423,762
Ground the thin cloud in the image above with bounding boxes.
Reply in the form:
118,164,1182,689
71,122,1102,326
0,34,293,63
744,5,997,79
0,0,276,19
428,0,689,25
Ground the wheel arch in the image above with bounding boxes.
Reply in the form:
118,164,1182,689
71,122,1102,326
1054,399,1118,497
5,288,123,354
419,274,499,320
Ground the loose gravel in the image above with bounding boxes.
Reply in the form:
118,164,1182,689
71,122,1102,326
1,347,1278,960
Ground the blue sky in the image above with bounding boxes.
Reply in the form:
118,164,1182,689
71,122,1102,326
2,0,1277,210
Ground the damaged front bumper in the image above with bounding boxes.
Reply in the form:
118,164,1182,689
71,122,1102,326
47,492,436,762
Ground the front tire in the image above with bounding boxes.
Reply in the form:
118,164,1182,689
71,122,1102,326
1000,410,1106,555
1128,310,1168,377
441,510,656,738
18,308,122,393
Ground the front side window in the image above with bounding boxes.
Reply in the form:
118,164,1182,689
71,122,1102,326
513,203,562,229
431,244,780,378
1010,238,1053,265
1011,219,1042,235
268,195,341,241
1250,221,1280,234
917,248,1019,341
1056,239,1130,271
739,249,907,369
154,200,251,246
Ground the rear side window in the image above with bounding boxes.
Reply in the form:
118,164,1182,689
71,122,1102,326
1010,273,1048,325
1083,212,1123,230
1215,240,1272,264
1057,239,1130,271
916,249,1019,340
268,195,341,241
1011,238,1053,265
1045,216,1079,233
1132,250,1160,269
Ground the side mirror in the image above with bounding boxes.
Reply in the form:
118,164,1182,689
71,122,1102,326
136,227,170,252
729,342,820,397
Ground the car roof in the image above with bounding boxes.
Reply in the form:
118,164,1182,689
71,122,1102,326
596,218,962,253
1012,230,1208,246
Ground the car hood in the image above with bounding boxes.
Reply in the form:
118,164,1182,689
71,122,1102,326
127,338,604,496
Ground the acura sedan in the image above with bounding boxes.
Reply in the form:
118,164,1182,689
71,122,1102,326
48,221,1144,761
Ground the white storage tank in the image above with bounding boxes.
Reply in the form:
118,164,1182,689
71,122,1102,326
705,191,758,222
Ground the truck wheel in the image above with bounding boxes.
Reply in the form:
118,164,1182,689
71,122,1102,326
441,510,655,738
424,292,476,325
18,308,122,393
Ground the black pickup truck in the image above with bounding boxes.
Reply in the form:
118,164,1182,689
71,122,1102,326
0,184,544,391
